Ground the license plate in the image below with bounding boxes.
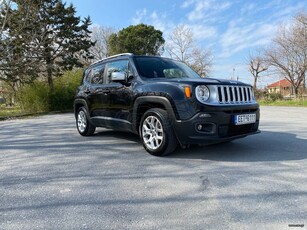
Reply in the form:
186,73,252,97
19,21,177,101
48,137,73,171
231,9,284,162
234,114,256,125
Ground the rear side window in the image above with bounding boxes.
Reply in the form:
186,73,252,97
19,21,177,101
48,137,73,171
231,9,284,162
90,64,105,85
83,63,105,84
84,68,92,83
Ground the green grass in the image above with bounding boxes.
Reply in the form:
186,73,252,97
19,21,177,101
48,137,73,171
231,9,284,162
258,100,307,107
0,106,53,120
0,106,23,118
1,99,306,121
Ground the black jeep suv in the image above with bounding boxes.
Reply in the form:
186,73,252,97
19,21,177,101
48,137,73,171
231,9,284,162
74,53,260,156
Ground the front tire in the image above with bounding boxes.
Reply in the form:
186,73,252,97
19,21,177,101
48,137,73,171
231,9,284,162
140,108,178,156
76,107,96,136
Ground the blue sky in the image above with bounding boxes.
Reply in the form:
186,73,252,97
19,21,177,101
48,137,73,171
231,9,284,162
68,0,306,87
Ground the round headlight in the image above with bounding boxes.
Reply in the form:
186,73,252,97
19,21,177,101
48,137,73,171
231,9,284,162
196,85,210,103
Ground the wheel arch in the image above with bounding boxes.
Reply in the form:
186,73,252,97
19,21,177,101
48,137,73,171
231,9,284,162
132,96,177,134
74,98,89,118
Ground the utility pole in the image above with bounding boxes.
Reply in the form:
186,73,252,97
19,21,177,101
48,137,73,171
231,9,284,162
232,68,235,80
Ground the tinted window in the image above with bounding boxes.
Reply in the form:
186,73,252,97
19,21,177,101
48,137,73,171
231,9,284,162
134,57,200,79
163,68,185,78
84,68,92,83
90,64,105,85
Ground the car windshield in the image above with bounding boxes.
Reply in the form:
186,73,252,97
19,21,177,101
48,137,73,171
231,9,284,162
134,56,200,79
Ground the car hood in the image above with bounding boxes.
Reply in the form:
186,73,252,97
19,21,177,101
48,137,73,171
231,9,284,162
143,77,249,86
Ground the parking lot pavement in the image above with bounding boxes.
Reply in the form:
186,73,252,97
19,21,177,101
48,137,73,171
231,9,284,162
0,106,306,230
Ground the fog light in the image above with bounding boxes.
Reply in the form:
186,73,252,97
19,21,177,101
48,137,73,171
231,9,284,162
196,123,216,133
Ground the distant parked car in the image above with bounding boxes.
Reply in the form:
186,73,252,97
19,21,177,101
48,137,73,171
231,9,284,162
0,97,5,104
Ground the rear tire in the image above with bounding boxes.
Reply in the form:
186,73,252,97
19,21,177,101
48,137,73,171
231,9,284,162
140,108,178,156
76,107,96,136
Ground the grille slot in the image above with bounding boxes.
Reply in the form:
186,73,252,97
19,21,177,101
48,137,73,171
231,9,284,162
217,86,254,104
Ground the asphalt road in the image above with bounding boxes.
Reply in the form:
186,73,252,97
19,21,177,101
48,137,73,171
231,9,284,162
0,106,306,230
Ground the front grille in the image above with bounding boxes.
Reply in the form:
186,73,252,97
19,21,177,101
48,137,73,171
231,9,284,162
217,86,254,104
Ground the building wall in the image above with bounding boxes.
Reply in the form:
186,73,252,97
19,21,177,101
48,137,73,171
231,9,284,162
267,86,291,96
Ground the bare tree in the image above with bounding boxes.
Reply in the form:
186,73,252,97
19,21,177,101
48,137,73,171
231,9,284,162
90,25,115,62
191,47,212,77
166,24,212,77
265,11,307,97
295,12,307,90
167,24,194,63
248,51,268,89
0,0,11,36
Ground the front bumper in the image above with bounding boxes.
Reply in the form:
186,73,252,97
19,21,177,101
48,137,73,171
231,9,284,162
173,107,260,145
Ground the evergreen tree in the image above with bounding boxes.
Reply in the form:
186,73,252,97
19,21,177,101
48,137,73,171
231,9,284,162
0,0,94,90
0,0,40,88
109,24,165,56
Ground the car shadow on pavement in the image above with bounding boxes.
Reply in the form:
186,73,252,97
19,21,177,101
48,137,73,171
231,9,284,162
94,129,307,162
168,131,307,162
95,129,140,143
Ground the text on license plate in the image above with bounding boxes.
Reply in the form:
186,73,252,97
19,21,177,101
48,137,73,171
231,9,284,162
234,114,256,125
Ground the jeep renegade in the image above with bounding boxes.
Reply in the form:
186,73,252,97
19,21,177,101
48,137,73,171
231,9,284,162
74,53,260,156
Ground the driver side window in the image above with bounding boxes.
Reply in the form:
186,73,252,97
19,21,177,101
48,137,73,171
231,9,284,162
105,60,129,84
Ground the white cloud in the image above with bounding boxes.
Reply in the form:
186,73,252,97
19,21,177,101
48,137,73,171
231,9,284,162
149,11,171,32
187,24,217,40
181,0,195,8
187,0,213,21
128,0,306,82
219,21,277,58
185,0,232,22
218,0,304,59
151,11,158,20
131,8,147,25
130,9,175,39
269,2,306,19
240,3,256,15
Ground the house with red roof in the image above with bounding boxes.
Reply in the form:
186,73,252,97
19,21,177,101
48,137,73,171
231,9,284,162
267,78,294,96
267,78,306,97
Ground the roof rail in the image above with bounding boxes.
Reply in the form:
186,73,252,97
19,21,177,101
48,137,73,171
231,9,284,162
107,53,134,59
91,53,134,66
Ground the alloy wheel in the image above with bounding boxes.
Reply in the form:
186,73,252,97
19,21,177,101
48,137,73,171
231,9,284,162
142,115,164,150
